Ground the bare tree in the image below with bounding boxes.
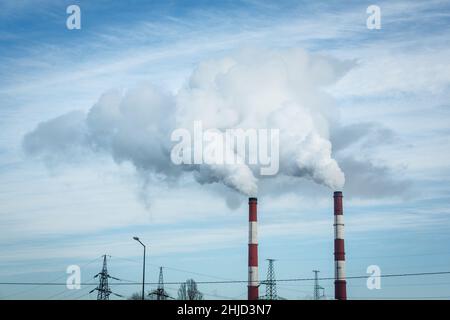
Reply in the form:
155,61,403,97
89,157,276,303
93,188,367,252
177,279,203,300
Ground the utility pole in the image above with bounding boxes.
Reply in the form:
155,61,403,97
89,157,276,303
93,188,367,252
265,259,277,300
313,270,325,300
90,255,122,300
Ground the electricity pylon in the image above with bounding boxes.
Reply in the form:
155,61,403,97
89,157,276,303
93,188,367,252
156,267,167,300
149,266,171,300
313,270,325,300
90,255,123,300
265,259,277,300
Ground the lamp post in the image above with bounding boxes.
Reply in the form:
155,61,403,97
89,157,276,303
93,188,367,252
133,236,146,300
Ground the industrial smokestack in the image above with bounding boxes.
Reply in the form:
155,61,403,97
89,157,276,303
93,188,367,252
248,197,259,300
333,191,347,300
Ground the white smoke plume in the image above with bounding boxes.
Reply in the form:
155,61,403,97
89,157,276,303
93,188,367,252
23,48,351,196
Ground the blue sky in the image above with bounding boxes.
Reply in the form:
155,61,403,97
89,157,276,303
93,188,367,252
1,0,450,300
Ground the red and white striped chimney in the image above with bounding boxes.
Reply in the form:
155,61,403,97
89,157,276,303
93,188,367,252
333,191,347,300
248,197,259,300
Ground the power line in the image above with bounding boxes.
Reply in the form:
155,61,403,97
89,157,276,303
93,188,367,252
2,270,450,286
44,255,128,300
276,251,450,262
157,265,234,281
45,258,107,300
49,266,116,301
163,284,238,300
46,272,97,300
0,256,103,300
110,255,233,281
347,281,450,288
276,284,311,294
51,282,94,300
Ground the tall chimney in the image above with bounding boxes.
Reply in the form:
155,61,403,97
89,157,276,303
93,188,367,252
248,197,259,300
333,191,347,300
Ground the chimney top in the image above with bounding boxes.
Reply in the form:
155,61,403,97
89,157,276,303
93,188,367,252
333,191,343,197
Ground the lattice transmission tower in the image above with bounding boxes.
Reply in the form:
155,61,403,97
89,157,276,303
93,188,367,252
90,255,122,300
265,259,277,300
149,266,171,300
313,270,325,300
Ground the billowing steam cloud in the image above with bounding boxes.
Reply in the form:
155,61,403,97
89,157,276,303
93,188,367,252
23,48,351,196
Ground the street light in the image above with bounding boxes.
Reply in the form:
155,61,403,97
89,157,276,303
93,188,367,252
133,236,146,300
